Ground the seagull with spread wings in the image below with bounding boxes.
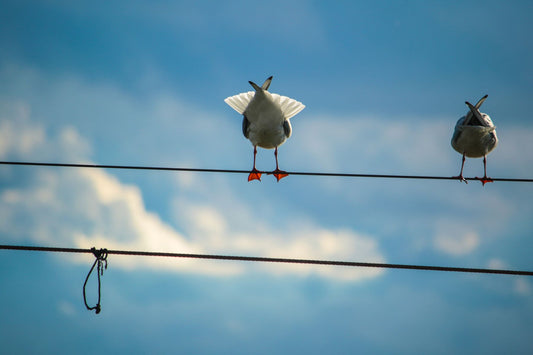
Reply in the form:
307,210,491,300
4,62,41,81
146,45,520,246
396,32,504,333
225,76,305,181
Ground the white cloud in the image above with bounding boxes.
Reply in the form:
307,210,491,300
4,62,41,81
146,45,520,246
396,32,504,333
287,113,529,260
2,64,531,283
486,259,532,297
175,200,384,280
288,115,454,173
433,226,479,256
0,162,241,276
487,258,507,270
0,102,92,162
0,105,44,158
514,278,532,296
0,63,245,168
494,126,533,176
57,300,77,316
0,105,385,281
289,114,533,179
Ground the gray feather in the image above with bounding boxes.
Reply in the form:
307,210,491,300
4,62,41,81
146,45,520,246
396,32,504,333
242,116,250,138
283,120,292,138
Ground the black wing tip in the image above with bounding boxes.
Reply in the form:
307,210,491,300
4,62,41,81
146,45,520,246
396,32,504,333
466,94,488,106
249,81,261,91
465,101,477,114
250,76,274,91
473,94,488,109
262,76,273,90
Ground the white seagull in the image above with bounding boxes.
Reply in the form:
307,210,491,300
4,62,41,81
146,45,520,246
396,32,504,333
224,76,305,181
451,94,498,185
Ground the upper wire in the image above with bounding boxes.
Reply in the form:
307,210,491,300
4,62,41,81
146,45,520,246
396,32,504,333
0,160,532,182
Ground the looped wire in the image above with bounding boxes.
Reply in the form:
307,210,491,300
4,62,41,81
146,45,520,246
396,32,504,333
83,247,108,314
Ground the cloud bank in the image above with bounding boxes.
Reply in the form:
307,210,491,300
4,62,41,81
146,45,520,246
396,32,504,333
0,104,385,281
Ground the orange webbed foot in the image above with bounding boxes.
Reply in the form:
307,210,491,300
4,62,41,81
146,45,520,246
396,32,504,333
248,169,262,182
269,169,289,182
477,176,493,186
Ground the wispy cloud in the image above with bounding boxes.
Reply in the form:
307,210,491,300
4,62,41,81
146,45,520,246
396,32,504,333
1,64,532,282
57,300,77,316
434,230,479,256
288,115,453,173
0,105,385,281
289,113,533,178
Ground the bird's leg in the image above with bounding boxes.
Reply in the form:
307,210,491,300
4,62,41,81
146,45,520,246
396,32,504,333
476,155,493,186
248,146,262,181
453,153,468,184
270,147,288,182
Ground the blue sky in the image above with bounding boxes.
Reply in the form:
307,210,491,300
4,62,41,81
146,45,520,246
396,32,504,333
1,1,533,353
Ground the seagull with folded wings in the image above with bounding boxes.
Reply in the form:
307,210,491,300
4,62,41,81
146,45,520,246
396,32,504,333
451,94,498,185
225,76,305,181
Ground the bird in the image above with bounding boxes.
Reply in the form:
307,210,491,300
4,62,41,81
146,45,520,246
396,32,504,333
224,76,305,181
451,94,498,185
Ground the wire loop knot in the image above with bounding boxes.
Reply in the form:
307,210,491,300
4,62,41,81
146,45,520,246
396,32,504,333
83,247,108,314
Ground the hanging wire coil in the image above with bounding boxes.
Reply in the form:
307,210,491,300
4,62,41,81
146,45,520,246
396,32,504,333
83,248,108,314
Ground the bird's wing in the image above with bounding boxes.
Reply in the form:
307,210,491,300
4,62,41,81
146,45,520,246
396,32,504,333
475,95,488,110
454,116,495,138
454,116,466,130
224,91,255,114
465,101,494,128
480,113,495,128
271,94,306,120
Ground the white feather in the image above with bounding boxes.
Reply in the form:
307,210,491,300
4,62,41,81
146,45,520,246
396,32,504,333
271,93,306,120
224,91,255,114
225,91,305,120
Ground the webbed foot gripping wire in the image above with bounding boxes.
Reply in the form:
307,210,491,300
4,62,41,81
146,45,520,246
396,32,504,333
83,248,108,314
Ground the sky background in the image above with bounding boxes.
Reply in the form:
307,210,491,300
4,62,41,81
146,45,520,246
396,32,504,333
1,0,533,353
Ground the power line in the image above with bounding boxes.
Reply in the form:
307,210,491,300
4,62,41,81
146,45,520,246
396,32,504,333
1,244,532,276
1,160,532,182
